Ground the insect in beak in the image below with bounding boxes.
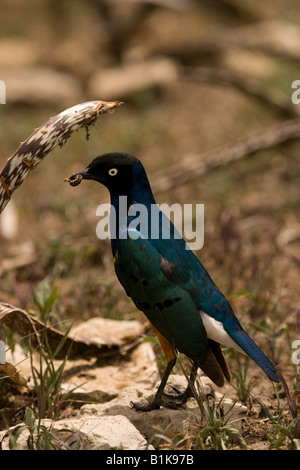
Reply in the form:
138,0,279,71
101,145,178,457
64,173,83,186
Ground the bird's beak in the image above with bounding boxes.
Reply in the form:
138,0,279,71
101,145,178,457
65,168,92,186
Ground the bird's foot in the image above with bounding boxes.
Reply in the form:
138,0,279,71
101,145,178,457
162,399,187,410
130,399,161,412
131,394,188,412
163,385,193,403
163,385,185,399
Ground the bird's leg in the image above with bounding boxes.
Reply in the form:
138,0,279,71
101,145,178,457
131,358,176,412
163,363,198,404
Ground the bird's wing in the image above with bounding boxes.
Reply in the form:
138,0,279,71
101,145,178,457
114,229,230,385
114,229,208,363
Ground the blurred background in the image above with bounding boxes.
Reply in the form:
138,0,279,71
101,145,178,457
0,0,300,380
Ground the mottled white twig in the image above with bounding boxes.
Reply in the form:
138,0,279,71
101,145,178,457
0,100,123,214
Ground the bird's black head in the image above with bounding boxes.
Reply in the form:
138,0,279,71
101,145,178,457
66,152,141,195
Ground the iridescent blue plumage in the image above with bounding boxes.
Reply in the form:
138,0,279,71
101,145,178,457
69,152,279,410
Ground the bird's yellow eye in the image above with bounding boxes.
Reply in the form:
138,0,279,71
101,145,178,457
108,168,118,176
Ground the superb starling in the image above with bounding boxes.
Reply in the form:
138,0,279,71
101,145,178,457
66,152,279,411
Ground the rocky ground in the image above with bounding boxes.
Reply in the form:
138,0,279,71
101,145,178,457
0,315,297,450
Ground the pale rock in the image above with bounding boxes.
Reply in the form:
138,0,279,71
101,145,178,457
59,341,159,402
1,67,82,105
70,317,144,345
88,57,178,99
0,415,151,450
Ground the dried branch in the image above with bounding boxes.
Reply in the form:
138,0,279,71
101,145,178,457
149,21,300,65
151,118,300,194
0,100,123,214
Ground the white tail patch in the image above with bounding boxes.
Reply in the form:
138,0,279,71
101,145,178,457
200,311,244,353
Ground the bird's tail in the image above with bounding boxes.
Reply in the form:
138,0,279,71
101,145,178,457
197,341,231,387
209,340,231,382
228,324,279,383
